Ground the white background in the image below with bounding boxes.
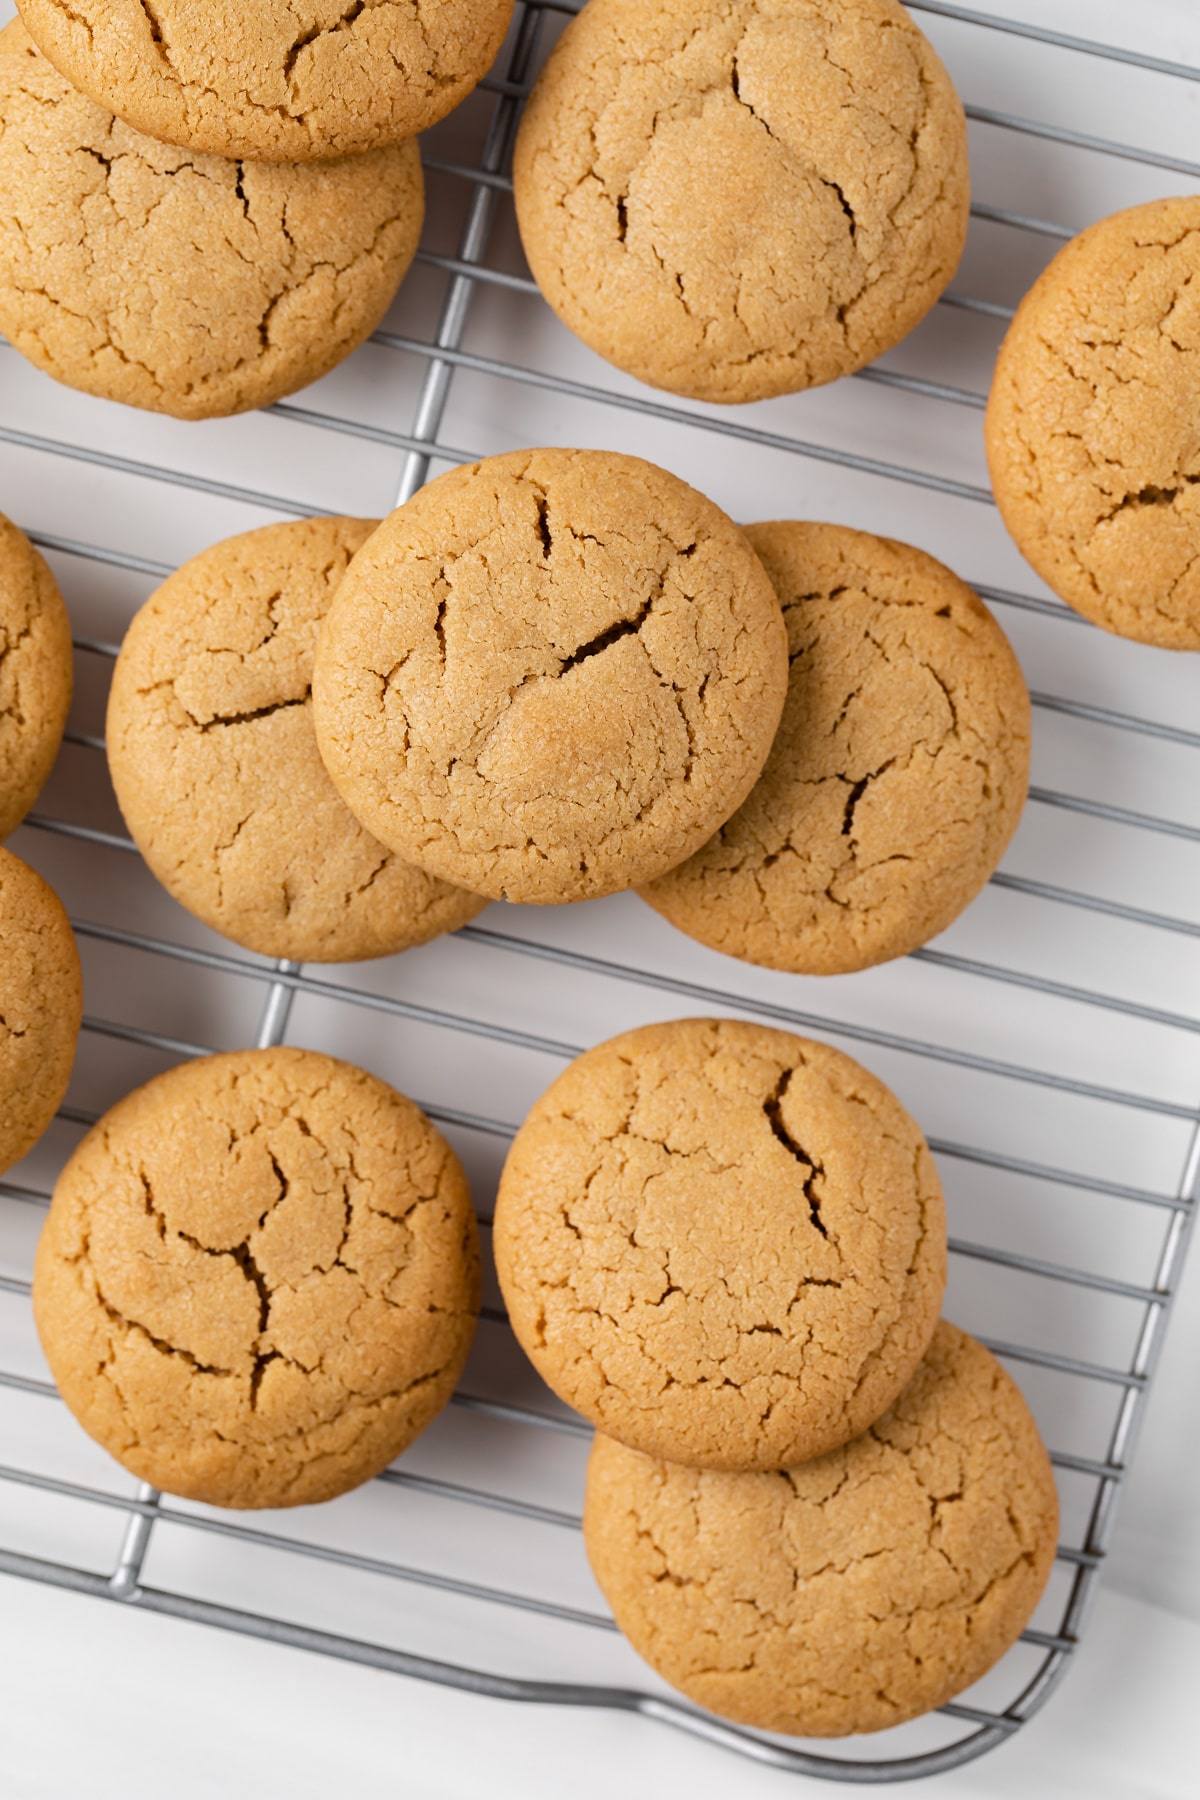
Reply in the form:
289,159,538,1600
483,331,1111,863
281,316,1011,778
2,1,1200,1795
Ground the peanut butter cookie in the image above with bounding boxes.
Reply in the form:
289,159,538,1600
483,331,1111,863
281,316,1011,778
0,847,82,1177
494,1018,946,1470
585,1322,1059,1737
33,1047,481,1509
0,22,424,420
640,524,1030,973
17,0,513,161
514,0,969,404
312,450,789,906
1,513,73,841
107,517,486,963
987,197,1200,648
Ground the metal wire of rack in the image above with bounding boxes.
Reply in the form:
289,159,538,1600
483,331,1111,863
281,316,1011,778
1,0,1200,1784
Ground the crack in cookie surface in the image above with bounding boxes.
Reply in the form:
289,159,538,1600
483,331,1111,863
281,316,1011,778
494,1018,946,1470
513,0,969,403
584,1322,1059,1737
640,522,1031,974
32,1047,481,1508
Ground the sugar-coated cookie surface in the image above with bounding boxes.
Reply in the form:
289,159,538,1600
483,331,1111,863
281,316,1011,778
987,197,1200,649
640,524,1031,973
514,0,969,403
16,0,514,160
584,1322,1059,1737
312,450,788,906
0,848,82,1177
0,512,73,842
106,518,486,963
494,1018,946,1470
0,22,424,420
33,1048,481,1509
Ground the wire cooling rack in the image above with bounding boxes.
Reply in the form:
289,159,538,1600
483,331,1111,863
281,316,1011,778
2,0,1200,1784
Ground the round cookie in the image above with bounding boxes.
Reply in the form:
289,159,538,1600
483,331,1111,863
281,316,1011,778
0,848,82,1177
986,197,1200,649
17,0,514,162
584,1321,1059,1737
513,0,970,405
33,1047,481,1509
1,513,73,841
493,1018,946,1470
106,518,487,963
312,449,789,906
640,524,1031,974
0,22,425,421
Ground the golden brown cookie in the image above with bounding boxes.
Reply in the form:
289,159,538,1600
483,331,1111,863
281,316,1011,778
16,0,514,161
0,848,82,1177
312,449,789,906
494,1018,946,1470
584,1321,1059,1737
1,513,73,841
640,524,1031,974
0,22,424,421
513,0,970,405
106,518,486,963
33,1047,481,1509
986,197,1200,649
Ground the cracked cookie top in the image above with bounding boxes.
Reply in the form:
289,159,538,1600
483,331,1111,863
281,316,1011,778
16,0,513,160
493,1018,946,1470
0,847,82,1177
986,197,1200,649
106,518,487,963
311,449,789,906
33,1047,481,1509
0,22,424,420
584,1321,1058,1737
1,513,73,842
639,523,1031,973
513,0,970,405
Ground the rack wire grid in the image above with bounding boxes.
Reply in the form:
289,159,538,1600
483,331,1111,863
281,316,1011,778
1,0,1199,1785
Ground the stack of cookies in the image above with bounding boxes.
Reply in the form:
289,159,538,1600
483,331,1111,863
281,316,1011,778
494,1017,1059,1736
105,445,795,956
0,2,515,417
102,443,1031,980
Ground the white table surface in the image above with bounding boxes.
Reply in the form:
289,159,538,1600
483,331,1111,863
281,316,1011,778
1,1576,1198,1798
2,1,1200,1794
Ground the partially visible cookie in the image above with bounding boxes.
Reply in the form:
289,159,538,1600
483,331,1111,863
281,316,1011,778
312,449,789,906
1,513,72,840
514,0,970,403
639,524,1031,973
0,848,82,1176
0,22,425,420
17,0,514,161
986,197,1200,648
106,518,486,963
494,1018,946,1470
33,1047,481,1509
584,1322,1059,1737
